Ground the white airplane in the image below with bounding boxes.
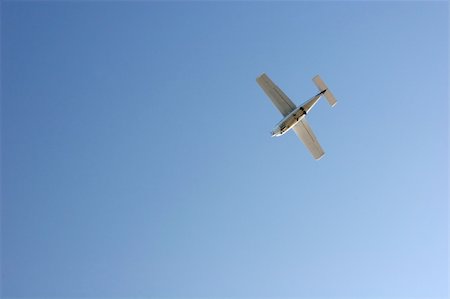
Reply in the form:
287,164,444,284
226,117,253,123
256,73,337,160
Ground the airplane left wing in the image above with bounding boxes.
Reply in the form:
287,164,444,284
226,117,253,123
292,118,324,160
257,73,296,116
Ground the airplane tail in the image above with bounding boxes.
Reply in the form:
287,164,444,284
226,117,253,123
312,75,337,107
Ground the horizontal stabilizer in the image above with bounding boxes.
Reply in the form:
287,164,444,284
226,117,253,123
312,75,337,107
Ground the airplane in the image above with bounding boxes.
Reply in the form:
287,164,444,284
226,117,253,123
256,73,337,160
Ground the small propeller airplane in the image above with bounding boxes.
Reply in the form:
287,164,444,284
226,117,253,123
256,73,337,160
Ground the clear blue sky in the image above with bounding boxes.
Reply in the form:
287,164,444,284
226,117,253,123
1,1,448,298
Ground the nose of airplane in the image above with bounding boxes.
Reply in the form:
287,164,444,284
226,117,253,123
271,130,280,137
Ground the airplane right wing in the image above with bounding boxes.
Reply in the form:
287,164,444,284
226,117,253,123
292,118,324,160
256,73,296,117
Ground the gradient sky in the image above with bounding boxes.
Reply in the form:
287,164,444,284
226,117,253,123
1,1,448,298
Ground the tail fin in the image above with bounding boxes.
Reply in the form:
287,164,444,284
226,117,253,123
312,75,337,107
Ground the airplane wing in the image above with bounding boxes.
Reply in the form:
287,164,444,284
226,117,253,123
292,118,324,160
256,73,296,116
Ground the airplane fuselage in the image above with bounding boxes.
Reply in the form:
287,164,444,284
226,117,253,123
271,106,307,137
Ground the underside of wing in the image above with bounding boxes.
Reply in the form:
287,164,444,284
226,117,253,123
256,73,296,116
292,118,324,160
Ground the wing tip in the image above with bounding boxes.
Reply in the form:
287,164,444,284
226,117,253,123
314,153,325,160
256,73,267,81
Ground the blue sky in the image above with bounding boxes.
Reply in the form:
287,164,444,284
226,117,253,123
1,1,448,298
